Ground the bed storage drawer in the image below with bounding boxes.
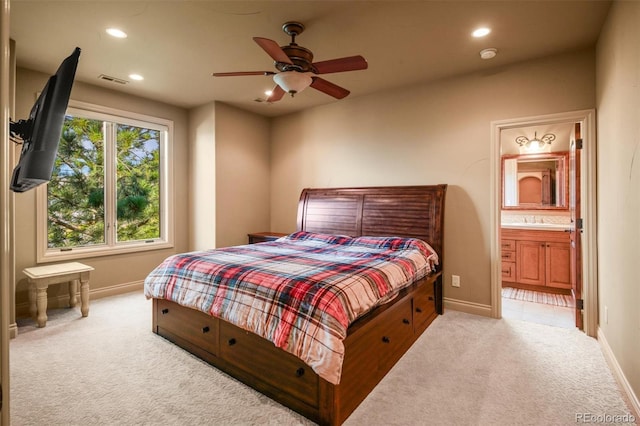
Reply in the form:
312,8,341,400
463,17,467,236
219,321,319,407
413,282,437,333
369,296,414,372
155,299,219,356
340,295,413,406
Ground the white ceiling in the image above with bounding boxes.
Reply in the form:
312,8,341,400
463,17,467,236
10,1,611,117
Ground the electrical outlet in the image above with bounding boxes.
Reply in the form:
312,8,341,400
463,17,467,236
452,275,460,287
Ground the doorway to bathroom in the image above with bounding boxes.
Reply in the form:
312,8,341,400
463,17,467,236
491,110,597,336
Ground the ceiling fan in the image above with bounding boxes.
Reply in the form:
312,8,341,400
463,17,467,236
212,21,368,102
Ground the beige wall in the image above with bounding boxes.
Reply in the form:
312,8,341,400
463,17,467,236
188,101,271,250
270,49,595,307
214,102,270,248
13,67,190,313
188,101,217,250
596,0,640,408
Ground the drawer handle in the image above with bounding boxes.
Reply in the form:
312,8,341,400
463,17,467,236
382,336,390,343
228,338,237,346
161,308,169,315
202,326,210,334
295,367,305,377
428,296,434,301
402,318,410,325
416,307,423,313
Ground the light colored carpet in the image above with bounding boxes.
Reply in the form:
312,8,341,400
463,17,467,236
9,291,636,425
502,286,575,307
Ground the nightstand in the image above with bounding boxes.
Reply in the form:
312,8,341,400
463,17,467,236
247,232,288,244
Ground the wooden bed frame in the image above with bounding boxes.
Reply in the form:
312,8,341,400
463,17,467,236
151,185,447,425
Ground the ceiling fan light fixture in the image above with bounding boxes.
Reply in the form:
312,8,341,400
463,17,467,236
212,22,364,102
273,71,312,96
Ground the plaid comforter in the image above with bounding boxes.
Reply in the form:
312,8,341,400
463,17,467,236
144,231,438,384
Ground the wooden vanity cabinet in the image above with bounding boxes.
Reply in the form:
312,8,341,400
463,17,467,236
545,242,572,288
502,228,571,291
501,239,516,281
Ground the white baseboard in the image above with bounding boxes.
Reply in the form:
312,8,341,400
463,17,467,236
444,297,493,317
598,327,640,419
15,280,144,319
89,280,144,300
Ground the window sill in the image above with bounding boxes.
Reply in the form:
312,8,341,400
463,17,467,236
37,240,174,264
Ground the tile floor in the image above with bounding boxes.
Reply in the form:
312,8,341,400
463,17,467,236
502,296,575,329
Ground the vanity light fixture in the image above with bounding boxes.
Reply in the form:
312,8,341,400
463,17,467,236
516,131,556,152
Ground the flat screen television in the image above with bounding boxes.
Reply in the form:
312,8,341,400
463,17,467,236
9,47,81,192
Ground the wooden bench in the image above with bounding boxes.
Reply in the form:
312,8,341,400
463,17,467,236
23,262,94,327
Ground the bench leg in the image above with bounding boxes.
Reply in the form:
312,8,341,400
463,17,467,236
69,280,78,307
80,278,90,317
36,287,48,327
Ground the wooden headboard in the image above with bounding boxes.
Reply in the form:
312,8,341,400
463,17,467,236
296,185,447,270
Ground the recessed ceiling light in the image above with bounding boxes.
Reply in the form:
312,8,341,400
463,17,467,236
106,28,127,39
479,48,498,60
129,73,144,81
264,90,273,96
472,27,491,38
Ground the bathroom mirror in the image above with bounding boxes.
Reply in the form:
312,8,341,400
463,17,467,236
502,152,569,210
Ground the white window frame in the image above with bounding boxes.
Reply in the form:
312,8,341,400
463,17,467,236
36,99,174,263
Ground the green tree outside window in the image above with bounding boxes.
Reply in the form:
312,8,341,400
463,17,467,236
47,115,160,249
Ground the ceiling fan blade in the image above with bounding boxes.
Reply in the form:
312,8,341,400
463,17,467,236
312,55,368,74
266,85,286,103
310,77,350,99
253,37,293,64
212,71,275,77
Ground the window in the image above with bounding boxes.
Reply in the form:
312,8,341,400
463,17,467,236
37,100,173,262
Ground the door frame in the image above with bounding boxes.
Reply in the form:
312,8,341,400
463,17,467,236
490,109,598,337
1,0,11,422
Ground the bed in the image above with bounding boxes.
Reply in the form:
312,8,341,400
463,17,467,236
144,185,447,425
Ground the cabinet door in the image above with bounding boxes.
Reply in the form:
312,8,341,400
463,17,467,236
546,242,571,289
516,241,545,286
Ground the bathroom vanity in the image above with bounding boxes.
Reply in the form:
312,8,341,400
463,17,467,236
501,225,572,292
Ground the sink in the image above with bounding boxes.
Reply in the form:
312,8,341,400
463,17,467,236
501,222,572,231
